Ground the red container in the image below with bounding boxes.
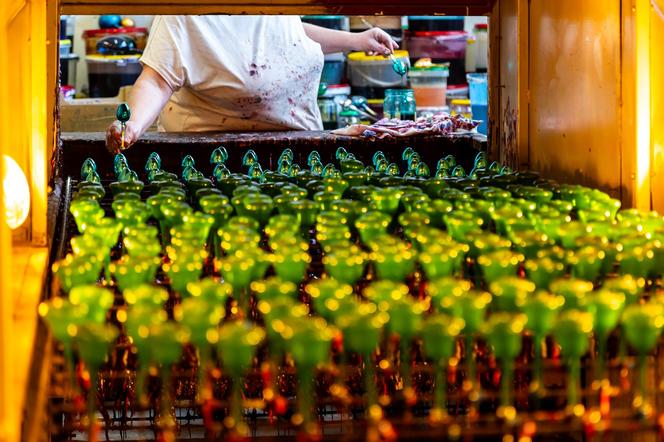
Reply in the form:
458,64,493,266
405,31,467,60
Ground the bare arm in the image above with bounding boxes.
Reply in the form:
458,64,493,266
105,65,174,153
302,23,398,55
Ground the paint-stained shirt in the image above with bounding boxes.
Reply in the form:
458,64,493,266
141,15,324,132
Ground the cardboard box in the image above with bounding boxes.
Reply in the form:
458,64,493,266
60,86,157,132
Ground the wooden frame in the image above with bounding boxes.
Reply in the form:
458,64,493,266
60,0,494,15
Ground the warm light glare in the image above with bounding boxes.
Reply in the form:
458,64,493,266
635,0,652,210
2,154,30,229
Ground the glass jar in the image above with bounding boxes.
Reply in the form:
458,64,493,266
383,89,417,121
450,98,472,119
338,109,361,127
318,96,337,130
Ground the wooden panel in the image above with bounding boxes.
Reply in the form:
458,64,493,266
60,0,494,15
491,0,527,170
528,0,622,198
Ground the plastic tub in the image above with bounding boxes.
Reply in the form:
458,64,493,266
321,53,345,85
59,39,72,56
86,55,142,97
82,27,148,55
467,73,488,134
450,98,472,118
467,73,488,105
405,31,467,60
347,50,409,90
408,64,449,108
446,84,468,106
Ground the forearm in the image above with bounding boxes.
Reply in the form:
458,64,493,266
302,23,359,54
126,66,174,135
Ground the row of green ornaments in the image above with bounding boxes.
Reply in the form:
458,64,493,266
41,274,664,434
70,147,663,289
55,146,664,435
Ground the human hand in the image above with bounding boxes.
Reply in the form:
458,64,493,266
354,27,399,55
105,120,141,154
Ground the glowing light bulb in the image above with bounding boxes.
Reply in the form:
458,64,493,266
2,155,30,230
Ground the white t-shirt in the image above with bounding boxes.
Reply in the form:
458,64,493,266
140,16,324,132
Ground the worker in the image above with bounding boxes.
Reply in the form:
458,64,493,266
106,16,398,152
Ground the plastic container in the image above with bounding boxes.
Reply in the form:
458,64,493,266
405,31,468,60
82,27,148,55
318,96,337,130
347,50,410,87
408,63,449,108
446,84,469,107
467,73,488,105
473,23,489,71
465,35,477,72
321,53,345,85
407,16,464,32
467,73,488,134
59,39,72,56
347,50,410,99
86,54,142,98
383,89,416,120
319,83,351,128
60,53,79,87
450,98,472,118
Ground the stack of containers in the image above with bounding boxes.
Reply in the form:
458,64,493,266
405,17,467,87
82,27,147,97
407,60,450,115
59,16,78,97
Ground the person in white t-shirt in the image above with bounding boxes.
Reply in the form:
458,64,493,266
106,15,398,152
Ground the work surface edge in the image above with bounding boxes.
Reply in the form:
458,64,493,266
58,130,487,179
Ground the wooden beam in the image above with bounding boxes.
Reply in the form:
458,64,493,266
60,0,494,15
